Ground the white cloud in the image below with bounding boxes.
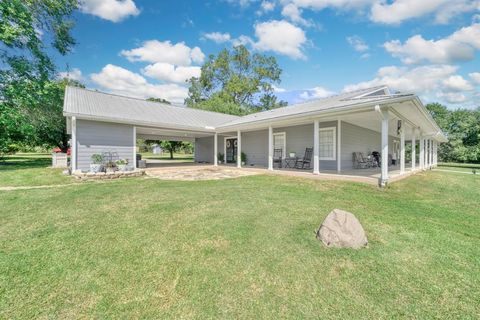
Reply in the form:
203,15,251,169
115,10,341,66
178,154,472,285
58,68,83,81
384,23,480,64
90,64,188,103
202,32,231,43
281,3,313,27
292,0,374,11
371,0,480,25
253,20,307,59
120,40,205,66
142,63,201,84
343,64,479,105
80,0,139,22
469,72,480,84
347,35,369,52
232,35,254,47
299,86,335,101
437,92,468,103
442,75,474,92
272,85,286,92
257,1,276,15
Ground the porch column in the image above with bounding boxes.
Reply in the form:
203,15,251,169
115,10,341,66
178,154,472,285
71,116,77,171
411,129,416,171
313,119,319,174
419,136,425,170
434,141,438,166
237,130,242,168
213,133,218,166
429,140,433,168
380,108,389,186
268,125,273,170
400,125,405,174
337,119,341,172
425,139,430,169
133,126,137,169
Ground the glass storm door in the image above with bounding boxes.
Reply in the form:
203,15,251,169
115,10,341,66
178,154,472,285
226,138,237,163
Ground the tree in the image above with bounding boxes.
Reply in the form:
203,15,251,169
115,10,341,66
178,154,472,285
160,141,183,159
426,103,480,163
185,45,287,115
0,0,78,156
147,97,171,105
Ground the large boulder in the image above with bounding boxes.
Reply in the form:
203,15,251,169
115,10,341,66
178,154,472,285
316,209,368,249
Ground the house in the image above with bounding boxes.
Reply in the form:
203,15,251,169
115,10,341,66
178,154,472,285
63,85,447,186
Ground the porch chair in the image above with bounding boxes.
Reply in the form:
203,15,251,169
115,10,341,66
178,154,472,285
273,148,283,168
295,147,313,169
353,152,369,169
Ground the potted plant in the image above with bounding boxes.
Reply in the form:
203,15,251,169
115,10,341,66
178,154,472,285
218,153,224,164
115,159,129,171
241,152,247,166
90,154,103,172
289,151,296,158
105,160,117,173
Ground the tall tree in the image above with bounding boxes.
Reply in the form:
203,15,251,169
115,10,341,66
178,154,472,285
185,45,287,115
0,0,78,156
426,103,480,163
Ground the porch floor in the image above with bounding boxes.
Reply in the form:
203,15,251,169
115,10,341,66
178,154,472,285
145,160,420,185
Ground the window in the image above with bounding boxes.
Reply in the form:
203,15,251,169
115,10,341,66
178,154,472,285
319,127,336,160
273,132,286,158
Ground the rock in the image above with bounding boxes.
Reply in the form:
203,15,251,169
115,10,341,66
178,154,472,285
316,209,368,249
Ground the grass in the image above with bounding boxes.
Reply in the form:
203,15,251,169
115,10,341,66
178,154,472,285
438,162,480,169
0,155,479,318
0,153,73,187
140,152,194,162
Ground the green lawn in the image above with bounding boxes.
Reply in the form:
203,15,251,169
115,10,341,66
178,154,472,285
0,153,73,187
140,152,194,162
0,155,479,318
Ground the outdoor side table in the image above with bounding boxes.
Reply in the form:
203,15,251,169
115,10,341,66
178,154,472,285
284,157,297,168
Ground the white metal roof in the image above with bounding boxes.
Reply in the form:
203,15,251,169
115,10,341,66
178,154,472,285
63,85,446,141
63,86,239,132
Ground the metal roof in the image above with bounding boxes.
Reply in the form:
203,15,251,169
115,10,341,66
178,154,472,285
216,86,411,128
63,86,239,131
63,85,445,141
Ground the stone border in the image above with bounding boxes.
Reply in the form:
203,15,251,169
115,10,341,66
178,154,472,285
72,170,145,180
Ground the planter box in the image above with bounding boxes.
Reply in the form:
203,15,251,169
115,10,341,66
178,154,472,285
52,153,68,168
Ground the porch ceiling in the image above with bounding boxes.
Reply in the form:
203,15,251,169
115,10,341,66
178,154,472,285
136,126,212,141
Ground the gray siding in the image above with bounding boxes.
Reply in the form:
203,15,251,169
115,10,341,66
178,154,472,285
195,136,214,163
76,119,134,171
242,130,268,166
340,121,397,170
194,135,226,163
275,121,337,170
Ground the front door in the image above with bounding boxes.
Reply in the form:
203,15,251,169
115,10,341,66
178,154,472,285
226,138,237,163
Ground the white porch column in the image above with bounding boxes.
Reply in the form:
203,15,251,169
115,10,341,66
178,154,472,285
237,130,242,168
313,119,319,174
419,136,425,170
268,125,273,170
337,119,342,172
213,133,218,166
133,126,137,169
425,139,430,169
380,108,389,186
429,140,433,168
71,116,77,171
400,125,405,174
411,129,416,171
434,141,438,166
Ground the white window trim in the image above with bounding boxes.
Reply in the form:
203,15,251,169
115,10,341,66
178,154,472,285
319,127,336,161
273,132,286,159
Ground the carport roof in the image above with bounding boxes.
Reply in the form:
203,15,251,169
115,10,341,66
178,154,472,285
63,86,239,132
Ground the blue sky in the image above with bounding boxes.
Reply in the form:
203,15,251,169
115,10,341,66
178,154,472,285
56,0,480,108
